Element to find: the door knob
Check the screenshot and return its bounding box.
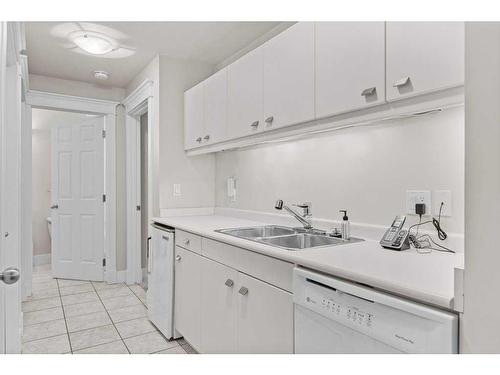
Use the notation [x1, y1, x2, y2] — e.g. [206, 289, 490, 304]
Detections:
[0, 267, 20, 285]
[51, 204, 59, 209]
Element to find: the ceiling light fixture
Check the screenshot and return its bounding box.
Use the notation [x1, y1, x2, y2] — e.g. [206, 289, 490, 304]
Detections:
[94, 71, 110, 80]
[69, 30, 117, 55]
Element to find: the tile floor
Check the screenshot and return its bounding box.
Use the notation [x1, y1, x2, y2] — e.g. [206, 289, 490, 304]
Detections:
[22, 264, 196, 354]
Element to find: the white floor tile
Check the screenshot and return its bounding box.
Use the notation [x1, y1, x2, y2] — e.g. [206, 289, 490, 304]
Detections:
[154, 346, 188, 354]
[73, 340, 129, 354]
[24, 307, 64, 326]
[69, 324, 121, 351]
[22, 296, 61, 313]
[32, 280, 58, 292]
[114, 317, 156, 338]
[22, 319, 67, 343]
[124, 331, 178, 354]
[102, 294, 142, 311]
[26, 287, 59, 301]
[92, 281, 126, 290]
[107, 304, 148, 323]
[57, 279, 91, 288]
[97, 286, 134, 300]
[61, 291, 99, 306]
[22, 334, 70, 354]
[63, 300, 105, 318]
[66, 311, 112, 333]
[59, 283, 94, 296]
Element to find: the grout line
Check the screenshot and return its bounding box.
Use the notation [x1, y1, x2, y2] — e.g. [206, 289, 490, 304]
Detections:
[56, 278, 74, 354]
[71, 339, 124, 354]
[90, 281, 132, 354]
[22, 330, 68, 344]
[126, 284, 148, 308]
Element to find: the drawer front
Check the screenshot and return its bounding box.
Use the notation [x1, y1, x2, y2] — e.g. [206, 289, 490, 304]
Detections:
[202, 238, 293, 292]
[175, 230, 202, 254]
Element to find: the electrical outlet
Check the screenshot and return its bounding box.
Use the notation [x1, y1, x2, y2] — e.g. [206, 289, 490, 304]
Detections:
[173, 184, 181, 197]
[434, 190, 452, 217]
[406, 190, 431, 215]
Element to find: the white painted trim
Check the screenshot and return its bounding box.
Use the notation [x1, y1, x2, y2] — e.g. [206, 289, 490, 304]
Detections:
[159, 207, 215, 217]
[26, 90, 119, 114]
[33, 253, 51, 266]
[123, 80, 155, 285]
[106, 269, 127, 284]
[24, 90, 118, 283]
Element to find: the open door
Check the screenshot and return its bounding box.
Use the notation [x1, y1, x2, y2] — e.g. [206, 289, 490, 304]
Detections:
[51, 116, 105, 281]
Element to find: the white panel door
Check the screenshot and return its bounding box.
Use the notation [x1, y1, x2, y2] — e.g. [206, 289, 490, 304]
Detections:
[51, 117, 105, 281]
[263, 22, 315, 130]
[315, 22, 386, 118]
[203, 68, 227, 145]
[236, 273, 294, 353]
[184, 82, 204, 150]
[227, 47, 264, 139]
[386, 22, 464, 101]
[200, 256, 238, 353]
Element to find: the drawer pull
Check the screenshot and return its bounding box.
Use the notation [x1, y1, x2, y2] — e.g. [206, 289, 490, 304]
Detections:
[225, 279, 234, 288]
[250, 121, 259, 128]
[264, 116, 274, 124]
[393, 76, 410, 88]
[203, 135, 210, 141]
[196, 137, 202, 143]
[175, 255, 181, 262]
[238, 286, 249, 296]
[361, 87, 376, 96]
[183, 239, 190, 246]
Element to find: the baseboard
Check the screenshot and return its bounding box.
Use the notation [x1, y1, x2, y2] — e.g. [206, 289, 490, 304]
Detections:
[33, 253, 51, 266]
[105, 269, 127, 283]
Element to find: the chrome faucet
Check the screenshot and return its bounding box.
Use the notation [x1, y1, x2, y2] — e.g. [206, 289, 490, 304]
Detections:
[275, 199, 313, 230]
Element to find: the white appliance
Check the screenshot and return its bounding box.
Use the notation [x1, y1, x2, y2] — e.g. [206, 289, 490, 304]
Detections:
[147, 223, 179, 339]
[293, 267, 458, 354]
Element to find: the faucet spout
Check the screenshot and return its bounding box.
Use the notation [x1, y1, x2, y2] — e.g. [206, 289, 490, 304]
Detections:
[274, 199, 313, 230]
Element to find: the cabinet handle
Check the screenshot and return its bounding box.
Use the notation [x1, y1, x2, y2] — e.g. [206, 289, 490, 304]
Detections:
[175, 255, 182, 262]
[203, 135, 210, 141]
[183, 239, 190, 246]
[393, 76, 410, 88]
[361, 87, 376, 96]
[264, 116, 274, 124]
[196, 137, 202, 143]
[225, 279, 234, 288]
[238, 286, 249, 296]
[250, 121, 259, 128]
[162, 235, 170, 241]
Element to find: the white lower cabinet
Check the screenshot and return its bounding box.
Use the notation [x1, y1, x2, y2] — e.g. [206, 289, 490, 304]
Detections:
[174, 246, 202, 350]
[236, 272, 294, 354]
[175, 238, 294, 353]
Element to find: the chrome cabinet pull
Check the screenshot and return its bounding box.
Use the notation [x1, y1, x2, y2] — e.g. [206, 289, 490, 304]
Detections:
[196, 137, 202, 143]
[175, 255, 182, 262]
[203, 135, 210, 141]
[51, 204, 59, 209]
[238, 286, 249, 296]
[183, 239, 190, 246]
[361, 87, 376, 96]
[225, 279, 234, 288]
[0, 267, 20, 285]
[264, 116, 274, 124]
[250, 121, 259, 128]
[162, 236, 169, 241]
[393, 76, 410, 88]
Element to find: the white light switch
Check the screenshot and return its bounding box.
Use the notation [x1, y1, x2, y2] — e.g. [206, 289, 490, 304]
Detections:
[173, 184, 181, 197]
[434, 190, 452, 217]
[406, 190, 432, 215]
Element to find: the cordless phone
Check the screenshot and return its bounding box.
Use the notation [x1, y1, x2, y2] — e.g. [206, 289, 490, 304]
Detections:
[380, 215, 410, 250]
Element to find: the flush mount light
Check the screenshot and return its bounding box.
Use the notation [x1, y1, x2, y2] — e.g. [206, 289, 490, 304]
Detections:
[94, 71, 110, 80]
[69, 30, 117, 55]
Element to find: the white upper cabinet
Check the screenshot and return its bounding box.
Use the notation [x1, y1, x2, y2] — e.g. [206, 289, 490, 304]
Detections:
[227, 47, 264, 139]
[315, 22, 386, 118]
[263, 22, 315, 130]
[204, 68, 228, 145]
[386, 22, 464, 101]
[184, 82, 204, 149]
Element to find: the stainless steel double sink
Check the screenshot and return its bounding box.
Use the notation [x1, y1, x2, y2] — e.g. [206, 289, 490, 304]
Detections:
[215, 225, 363, 251]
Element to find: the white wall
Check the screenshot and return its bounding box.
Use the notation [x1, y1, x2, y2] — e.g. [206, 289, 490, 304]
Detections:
[215, 106, 464, 235]
[462, 22, 500, 353]
[31, 108, 89, 257]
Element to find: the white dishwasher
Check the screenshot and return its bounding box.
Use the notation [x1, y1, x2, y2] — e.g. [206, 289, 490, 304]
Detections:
[293, 267, 458, 354]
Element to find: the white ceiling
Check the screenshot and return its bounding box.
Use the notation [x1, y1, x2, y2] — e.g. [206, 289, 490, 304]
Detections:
[26, 22, 281, 88]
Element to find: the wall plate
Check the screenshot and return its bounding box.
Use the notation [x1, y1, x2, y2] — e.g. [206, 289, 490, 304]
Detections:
[434, 190, 452, 217]
[406, 190, 432, 215]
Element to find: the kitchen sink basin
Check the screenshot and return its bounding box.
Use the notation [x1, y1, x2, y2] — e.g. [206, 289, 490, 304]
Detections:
[215, 225, 363, 250]
[217, 225, 296, 239]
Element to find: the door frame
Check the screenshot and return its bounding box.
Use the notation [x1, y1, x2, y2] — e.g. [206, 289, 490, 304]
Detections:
[122, 79, 155, 284]
[25, 90, 119, 282]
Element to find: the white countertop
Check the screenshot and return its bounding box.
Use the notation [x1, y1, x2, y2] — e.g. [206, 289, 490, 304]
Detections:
[152, 214, 464, 311]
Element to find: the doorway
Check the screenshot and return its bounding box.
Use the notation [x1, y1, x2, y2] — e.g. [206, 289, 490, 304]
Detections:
[140, 112, 149, 289]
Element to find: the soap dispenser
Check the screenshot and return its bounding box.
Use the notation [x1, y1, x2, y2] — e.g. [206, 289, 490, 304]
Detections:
[339, 210, 350, 240]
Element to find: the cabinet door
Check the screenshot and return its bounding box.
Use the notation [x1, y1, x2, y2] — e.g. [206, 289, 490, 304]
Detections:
[263, 22, 315, 130]
[227, 47, 264, 139]
[236, 273, 294, 353]
[386, 22, 464, 101]
[174, 246, 202, 350]
[200, 257, 238, 353]
[203, 68, 227, 145]
[315, 22, 386, 118]
[184, 82, 204, 149]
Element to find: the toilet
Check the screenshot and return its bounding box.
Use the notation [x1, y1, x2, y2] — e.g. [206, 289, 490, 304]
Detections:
[46, 217, 52, 238]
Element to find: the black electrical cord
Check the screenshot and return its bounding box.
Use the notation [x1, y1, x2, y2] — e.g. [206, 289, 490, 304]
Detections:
[433, 202, 448, 241]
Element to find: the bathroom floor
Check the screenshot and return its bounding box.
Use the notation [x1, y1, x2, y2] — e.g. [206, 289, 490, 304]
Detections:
[22, 264, 196, 354]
